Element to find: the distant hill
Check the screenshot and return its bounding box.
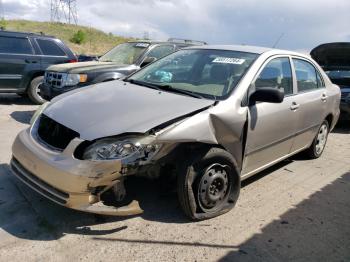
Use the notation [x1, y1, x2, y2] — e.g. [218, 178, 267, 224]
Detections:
[1, 19, 134, 55]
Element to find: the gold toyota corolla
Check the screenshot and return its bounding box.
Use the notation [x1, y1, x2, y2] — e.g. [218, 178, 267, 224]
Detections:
[11, 45, 340, 220]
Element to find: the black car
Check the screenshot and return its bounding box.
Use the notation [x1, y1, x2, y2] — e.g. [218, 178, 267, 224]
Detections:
[40, 38, 207, 100]
[311, 42, 350, 121]
[0, 30, 77, 104]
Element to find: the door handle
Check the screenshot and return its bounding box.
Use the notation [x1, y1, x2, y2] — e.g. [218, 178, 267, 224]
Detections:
[321, 93, 328, 102]
[25, 59, 38, 64]
[290, 102, 300, 111]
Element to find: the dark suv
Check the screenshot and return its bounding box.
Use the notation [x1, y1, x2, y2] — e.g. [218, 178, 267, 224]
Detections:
[0, 30, 77, 104]
[40, 38, 206, 100]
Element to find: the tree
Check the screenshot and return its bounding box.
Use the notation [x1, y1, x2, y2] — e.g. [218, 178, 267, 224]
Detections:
[70, 30, 87, 45]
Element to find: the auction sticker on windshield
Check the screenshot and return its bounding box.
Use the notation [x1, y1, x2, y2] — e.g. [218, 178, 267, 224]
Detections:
[212, 57, 245, 64]
[135, 43, 150, 48]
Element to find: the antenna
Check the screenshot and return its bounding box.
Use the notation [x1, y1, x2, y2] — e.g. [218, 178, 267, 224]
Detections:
[272, 33, 284, 48]
[50, 0, 78, 25]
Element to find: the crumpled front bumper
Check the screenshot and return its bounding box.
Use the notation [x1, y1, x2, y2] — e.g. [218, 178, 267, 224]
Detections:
[10, 128, 143, 216]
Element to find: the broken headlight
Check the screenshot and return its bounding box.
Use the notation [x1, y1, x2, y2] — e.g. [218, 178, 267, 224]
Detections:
[82, 136, 162, 161]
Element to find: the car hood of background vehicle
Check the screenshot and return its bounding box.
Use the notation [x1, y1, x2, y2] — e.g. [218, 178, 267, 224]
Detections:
[47, 61, 131, 74]
[43, 81, 214, 140]
[311, 42, 350, 69]
[311, 42, 350, 87]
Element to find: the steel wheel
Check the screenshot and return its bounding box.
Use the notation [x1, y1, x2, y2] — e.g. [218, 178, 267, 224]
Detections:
[315, 123, 328, 155]
[198, 164, 230, 212]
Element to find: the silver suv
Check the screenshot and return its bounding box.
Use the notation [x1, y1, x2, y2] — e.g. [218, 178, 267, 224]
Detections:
[11, 45, 340, 220]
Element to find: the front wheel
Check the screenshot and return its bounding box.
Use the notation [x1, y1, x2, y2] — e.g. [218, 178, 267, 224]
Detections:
[27, 76, 46, 105]
[304, 120, 329, 159]
[177, 147, 240, 221]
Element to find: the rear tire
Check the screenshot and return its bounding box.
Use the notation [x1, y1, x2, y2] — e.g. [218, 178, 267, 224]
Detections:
[27, 76, 46, 105]
[177, 147, 240, 221]
[304, 120, 329, 159]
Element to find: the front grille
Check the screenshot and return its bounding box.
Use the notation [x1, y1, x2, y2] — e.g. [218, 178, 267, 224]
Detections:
[37, 114, 79, 151]
[11, 157, 69, 205]
[45, 71, 65, 88]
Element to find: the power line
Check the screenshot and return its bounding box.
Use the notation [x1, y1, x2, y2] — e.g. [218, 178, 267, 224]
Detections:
[0, 0, 4, 20]
[50, 0, 78, 25]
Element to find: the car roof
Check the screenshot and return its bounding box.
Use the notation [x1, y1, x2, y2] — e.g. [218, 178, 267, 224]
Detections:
[183, 44, 309, 57]
[0, 30, 56, 39]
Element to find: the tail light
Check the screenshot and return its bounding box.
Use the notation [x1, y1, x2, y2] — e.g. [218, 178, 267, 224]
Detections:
[67, 59, 78, 63]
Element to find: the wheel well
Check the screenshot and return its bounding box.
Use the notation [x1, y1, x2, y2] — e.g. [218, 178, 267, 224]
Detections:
[26, 72, 44, 90]
[161, 142, 239, 175]
[325, 114, 333, 127]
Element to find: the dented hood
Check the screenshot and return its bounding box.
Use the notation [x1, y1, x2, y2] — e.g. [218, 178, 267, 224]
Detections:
[44, 81, 214, 140]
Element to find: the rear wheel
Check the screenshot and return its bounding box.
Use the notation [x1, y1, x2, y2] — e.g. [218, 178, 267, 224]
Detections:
[304, 120, 329, 159]
[177, 147, 240, 220]
[27, 76, 46, 105]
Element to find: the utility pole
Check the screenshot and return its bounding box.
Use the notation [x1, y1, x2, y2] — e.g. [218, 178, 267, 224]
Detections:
[0, 0, 4, 20]
[50, 0, 78, 25]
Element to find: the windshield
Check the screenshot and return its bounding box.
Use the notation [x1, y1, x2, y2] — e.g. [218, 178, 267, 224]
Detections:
[99, 42, 149, 64]
[128, 49, 258, 100]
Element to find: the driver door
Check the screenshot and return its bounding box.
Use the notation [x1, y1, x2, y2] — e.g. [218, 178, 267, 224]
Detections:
[242, 56, 299, 176]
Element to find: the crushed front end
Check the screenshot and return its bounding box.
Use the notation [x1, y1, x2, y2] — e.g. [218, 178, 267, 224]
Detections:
[10, 112, 158, 216]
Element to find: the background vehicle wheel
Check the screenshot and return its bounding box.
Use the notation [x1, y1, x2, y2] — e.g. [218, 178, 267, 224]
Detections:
[27, 76, 46, 105]
[177, 147, 240, 221]
[304, 120, 329, 159]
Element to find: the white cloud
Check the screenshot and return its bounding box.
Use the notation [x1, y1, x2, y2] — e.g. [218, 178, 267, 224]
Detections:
[2, 0, 350, 51]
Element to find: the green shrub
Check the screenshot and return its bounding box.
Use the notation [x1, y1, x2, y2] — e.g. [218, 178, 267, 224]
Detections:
[0, 19, 7, 30]
[70, 30, 87, 44]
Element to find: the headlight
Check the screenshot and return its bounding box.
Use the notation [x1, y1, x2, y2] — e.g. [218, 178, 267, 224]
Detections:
[64, 73, 88, 86]
[30, 102, 49, 125]
[83, 136, 162, 161]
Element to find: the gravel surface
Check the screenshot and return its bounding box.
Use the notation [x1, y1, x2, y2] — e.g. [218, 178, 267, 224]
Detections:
[0, 94, 349, 262]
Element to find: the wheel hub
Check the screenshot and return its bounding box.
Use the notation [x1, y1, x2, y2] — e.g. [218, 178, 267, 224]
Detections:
[198, 165, 229, 210]
[316, 124, 328, 154]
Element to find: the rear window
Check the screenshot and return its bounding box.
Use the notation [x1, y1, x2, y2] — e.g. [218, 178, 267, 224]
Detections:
[37, 39, 66, 56]
[0, 36, 33, 54]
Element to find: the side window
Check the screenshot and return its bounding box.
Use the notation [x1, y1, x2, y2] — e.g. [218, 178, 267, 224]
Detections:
[146, 45, 175, 59]
[0, 36, 33, 54]
[36, 39, 66, 56]
[254, 57, 293, 95]
[293, 59, 319, 92]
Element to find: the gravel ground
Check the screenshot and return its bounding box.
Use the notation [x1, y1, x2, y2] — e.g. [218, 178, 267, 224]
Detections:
[0, 94, 349, 262]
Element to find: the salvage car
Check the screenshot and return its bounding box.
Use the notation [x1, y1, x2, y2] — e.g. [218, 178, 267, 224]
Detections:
[11, 45, 340, 220]
[311, 42, 350, 121]
[0, 30, 77, 104]
[39, 38, 206, 101]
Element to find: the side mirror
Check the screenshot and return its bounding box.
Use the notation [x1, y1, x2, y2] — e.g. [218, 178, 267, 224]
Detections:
[141, 57, 157, 67]
[249, 87, 284, 105]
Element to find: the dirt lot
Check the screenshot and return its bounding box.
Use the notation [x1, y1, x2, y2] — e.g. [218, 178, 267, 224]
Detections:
[0, 94, 349, 262]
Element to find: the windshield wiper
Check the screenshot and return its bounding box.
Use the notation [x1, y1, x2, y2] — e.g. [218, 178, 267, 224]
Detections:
[126, 79, 162, 91]
[152, 84, 204, 99]
[126, 80, 204, 99]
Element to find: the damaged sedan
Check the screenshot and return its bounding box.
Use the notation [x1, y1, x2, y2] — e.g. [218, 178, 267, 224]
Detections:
[11, 45, 340, 220]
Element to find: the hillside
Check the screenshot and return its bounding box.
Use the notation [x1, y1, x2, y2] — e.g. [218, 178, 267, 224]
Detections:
[1, 19, 133, 55]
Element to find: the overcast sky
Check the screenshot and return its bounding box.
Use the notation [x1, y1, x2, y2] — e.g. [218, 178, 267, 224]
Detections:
[2, 0, 350, 52]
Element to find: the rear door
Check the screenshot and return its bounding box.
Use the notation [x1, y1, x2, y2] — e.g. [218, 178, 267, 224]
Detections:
[289, 57, 328, 151]
[0, 35, 36, 91]
[242, 56, 298, 176]
[35, 38, 71, 69]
